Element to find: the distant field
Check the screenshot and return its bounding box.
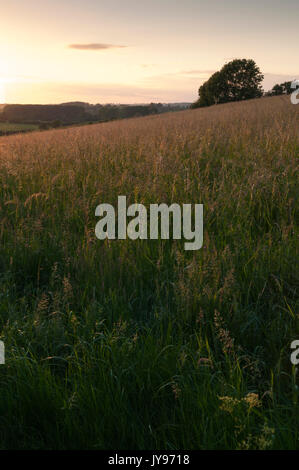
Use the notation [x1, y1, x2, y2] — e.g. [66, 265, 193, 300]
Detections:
[0, 95, 298, 450]
[0, 122, 38, 133]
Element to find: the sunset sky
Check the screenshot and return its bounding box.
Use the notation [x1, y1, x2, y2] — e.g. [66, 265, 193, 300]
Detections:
[0, 0, 298, 104]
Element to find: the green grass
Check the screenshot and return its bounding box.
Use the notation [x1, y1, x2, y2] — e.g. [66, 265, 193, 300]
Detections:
[0, 122, 38, 133]
[0, 95, 298, 449]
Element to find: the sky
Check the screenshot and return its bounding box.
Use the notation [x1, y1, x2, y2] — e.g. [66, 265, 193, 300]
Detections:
[0, 0, 298, 104]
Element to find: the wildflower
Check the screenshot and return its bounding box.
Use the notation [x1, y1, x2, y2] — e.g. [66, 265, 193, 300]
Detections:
[243, 392, 261, 409]
[218, 396, 241, 413]
[214, 310, 234, 354]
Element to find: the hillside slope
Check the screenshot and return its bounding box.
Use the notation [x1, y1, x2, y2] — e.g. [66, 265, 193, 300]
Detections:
[0, 95, 298, 449]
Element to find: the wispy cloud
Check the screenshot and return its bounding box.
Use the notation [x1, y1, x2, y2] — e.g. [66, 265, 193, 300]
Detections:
[140, 64, 156, 68]
[180, 69, 216, 75]
[68, 43, 127, 50]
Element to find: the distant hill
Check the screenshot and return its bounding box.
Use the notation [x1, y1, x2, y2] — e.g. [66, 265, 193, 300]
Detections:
[0, 104, 90, 124]
[0, 101, 192, 127]
[166, 103, 192, 108]
[60, 101, 90, 106]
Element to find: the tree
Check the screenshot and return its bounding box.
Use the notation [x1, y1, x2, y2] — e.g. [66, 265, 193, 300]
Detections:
[268, 81, 293, 96]
[272, 84, 284, 95]
[192, 59, 264, 108]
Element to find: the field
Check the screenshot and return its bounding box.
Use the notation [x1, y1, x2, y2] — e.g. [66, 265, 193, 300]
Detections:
[0, 122, 38, 134]
[0, 95, 298, 449]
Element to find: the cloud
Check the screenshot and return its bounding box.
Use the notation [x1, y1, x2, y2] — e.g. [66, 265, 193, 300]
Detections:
[140, 64, 156, 68]
[68, 43, 127, 50]
[180, 69, 216, 75]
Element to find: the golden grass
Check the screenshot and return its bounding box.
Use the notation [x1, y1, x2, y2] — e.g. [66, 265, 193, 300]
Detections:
[0, 95, 298, 449]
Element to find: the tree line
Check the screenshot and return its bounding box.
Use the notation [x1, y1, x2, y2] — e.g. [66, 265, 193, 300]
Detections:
[265, 81, 294, 96]
[0, 103, 189, 129]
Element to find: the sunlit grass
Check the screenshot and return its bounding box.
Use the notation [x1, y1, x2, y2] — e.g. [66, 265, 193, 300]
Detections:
[0, 95, 298, 449]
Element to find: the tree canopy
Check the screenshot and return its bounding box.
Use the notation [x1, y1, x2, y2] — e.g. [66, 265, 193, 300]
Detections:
[266, 81, 293, 96]
[192, 59, 264, 108]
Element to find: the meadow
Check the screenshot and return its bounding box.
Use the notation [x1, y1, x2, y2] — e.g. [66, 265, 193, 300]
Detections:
[0, 95, 298, 449]
[0, 122, 38, 135]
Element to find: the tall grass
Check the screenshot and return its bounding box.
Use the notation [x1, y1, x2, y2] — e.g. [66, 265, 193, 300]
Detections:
[0, 95, 298, 449]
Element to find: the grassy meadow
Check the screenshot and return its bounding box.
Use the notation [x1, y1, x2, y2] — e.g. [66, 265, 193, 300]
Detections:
[0, 95, 298, 449]
[0, 122, 39, 134]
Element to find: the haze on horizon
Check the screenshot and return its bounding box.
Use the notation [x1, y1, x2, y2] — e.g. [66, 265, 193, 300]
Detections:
[0, 0, 298, 105]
